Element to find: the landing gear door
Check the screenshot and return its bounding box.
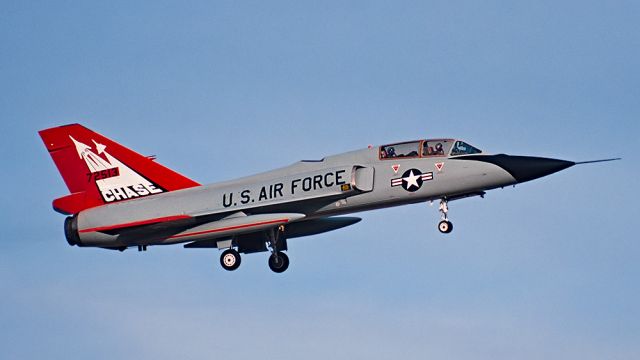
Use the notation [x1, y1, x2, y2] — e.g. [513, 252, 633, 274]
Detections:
[352, 166, 375, 192]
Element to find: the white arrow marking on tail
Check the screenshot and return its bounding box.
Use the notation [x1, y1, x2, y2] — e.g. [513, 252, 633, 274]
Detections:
[69, 135, 164, 202]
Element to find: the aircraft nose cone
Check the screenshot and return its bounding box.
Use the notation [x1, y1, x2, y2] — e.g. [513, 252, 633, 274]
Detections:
[473, 154, 575, 183]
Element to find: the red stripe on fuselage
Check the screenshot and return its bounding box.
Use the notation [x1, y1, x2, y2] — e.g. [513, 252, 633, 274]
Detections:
[79, 215, 192, 233]
[168, 218, 289, 240]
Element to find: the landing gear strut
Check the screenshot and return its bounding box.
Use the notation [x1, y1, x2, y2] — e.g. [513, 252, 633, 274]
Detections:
[438, 198, 453, 234]
[220, 248, 241, 271]
[267, 225, 289, 273]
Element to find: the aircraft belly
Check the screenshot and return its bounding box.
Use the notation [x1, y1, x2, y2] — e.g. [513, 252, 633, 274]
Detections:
[77, 231, 120, 247]
[158, 213, 306, 245]
[284, 216, 362, 239]
[183, 216, 362, 249]
[76, 213, 306, 247]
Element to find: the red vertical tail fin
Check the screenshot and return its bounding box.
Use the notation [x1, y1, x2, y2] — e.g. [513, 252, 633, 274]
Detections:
[39, 124, 200, 214]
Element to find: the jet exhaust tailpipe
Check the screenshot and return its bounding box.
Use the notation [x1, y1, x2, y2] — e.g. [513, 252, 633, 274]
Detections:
[64, 216, 81, 246]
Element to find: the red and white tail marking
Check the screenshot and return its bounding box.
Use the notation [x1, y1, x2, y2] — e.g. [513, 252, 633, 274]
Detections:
[39, 124, 200, 214]
[69, 135, 164, 203]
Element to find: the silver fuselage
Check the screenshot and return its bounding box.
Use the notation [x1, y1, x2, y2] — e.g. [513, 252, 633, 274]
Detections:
[73, 147, 517, 248]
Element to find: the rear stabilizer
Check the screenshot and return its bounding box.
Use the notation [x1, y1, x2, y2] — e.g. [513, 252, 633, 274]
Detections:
[39, 124, 200, 214]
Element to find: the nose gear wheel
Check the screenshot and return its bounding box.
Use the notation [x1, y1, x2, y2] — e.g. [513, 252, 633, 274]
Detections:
[438, 220, 453, 233]
[438, 198, 453, 234]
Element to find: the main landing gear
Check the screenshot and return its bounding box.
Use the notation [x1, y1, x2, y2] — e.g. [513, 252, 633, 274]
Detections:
[220, 248, 241, 271]
[267, 225, 289, 273]
[268, 251, 289, 273]
[218, 225, 290, 273]
[437, 198, 453, 234]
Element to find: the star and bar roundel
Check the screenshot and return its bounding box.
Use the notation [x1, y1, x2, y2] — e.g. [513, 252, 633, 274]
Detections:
[391, 168, 434, 192]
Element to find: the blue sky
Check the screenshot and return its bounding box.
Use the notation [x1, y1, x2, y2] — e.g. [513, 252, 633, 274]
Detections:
[1, 1, 638, 359]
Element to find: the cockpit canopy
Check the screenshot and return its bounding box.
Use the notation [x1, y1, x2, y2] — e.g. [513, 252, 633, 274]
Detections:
[379, 139, 482, 159]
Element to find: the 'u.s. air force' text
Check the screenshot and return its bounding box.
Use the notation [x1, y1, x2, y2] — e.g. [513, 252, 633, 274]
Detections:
[222, 170, 347, 208]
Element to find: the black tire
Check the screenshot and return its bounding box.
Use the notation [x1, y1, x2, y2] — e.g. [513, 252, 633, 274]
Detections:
[268, 251, 289, 273]
[438, 220, 453, 234]
[220, 249, 241, 271]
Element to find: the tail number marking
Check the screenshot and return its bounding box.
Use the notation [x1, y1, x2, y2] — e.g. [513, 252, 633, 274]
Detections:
[87, 167, 120, 182]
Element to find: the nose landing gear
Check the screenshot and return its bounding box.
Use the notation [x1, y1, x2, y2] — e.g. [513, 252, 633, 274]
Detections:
[437, 198, 453, 234]
[438, 219, 453, 233]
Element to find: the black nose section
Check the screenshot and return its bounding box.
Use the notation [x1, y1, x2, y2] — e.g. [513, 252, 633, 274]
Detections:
[457, 154, 575, 183]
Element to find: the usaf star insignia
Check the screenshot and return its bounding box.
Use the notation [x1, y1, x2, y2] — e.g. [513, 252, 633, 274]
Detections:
[391, 168, 434, 192]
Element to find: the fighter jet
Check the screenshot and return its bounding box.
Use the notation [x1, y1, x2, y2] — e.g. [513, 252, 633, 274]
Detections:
[39, 124, 618, 273]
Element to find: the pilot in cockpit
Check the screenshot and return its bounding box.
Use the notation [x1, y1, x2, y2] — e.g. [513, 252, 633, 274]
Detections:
[386, 146, 396, 157]
[434, 143, 444, 155]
